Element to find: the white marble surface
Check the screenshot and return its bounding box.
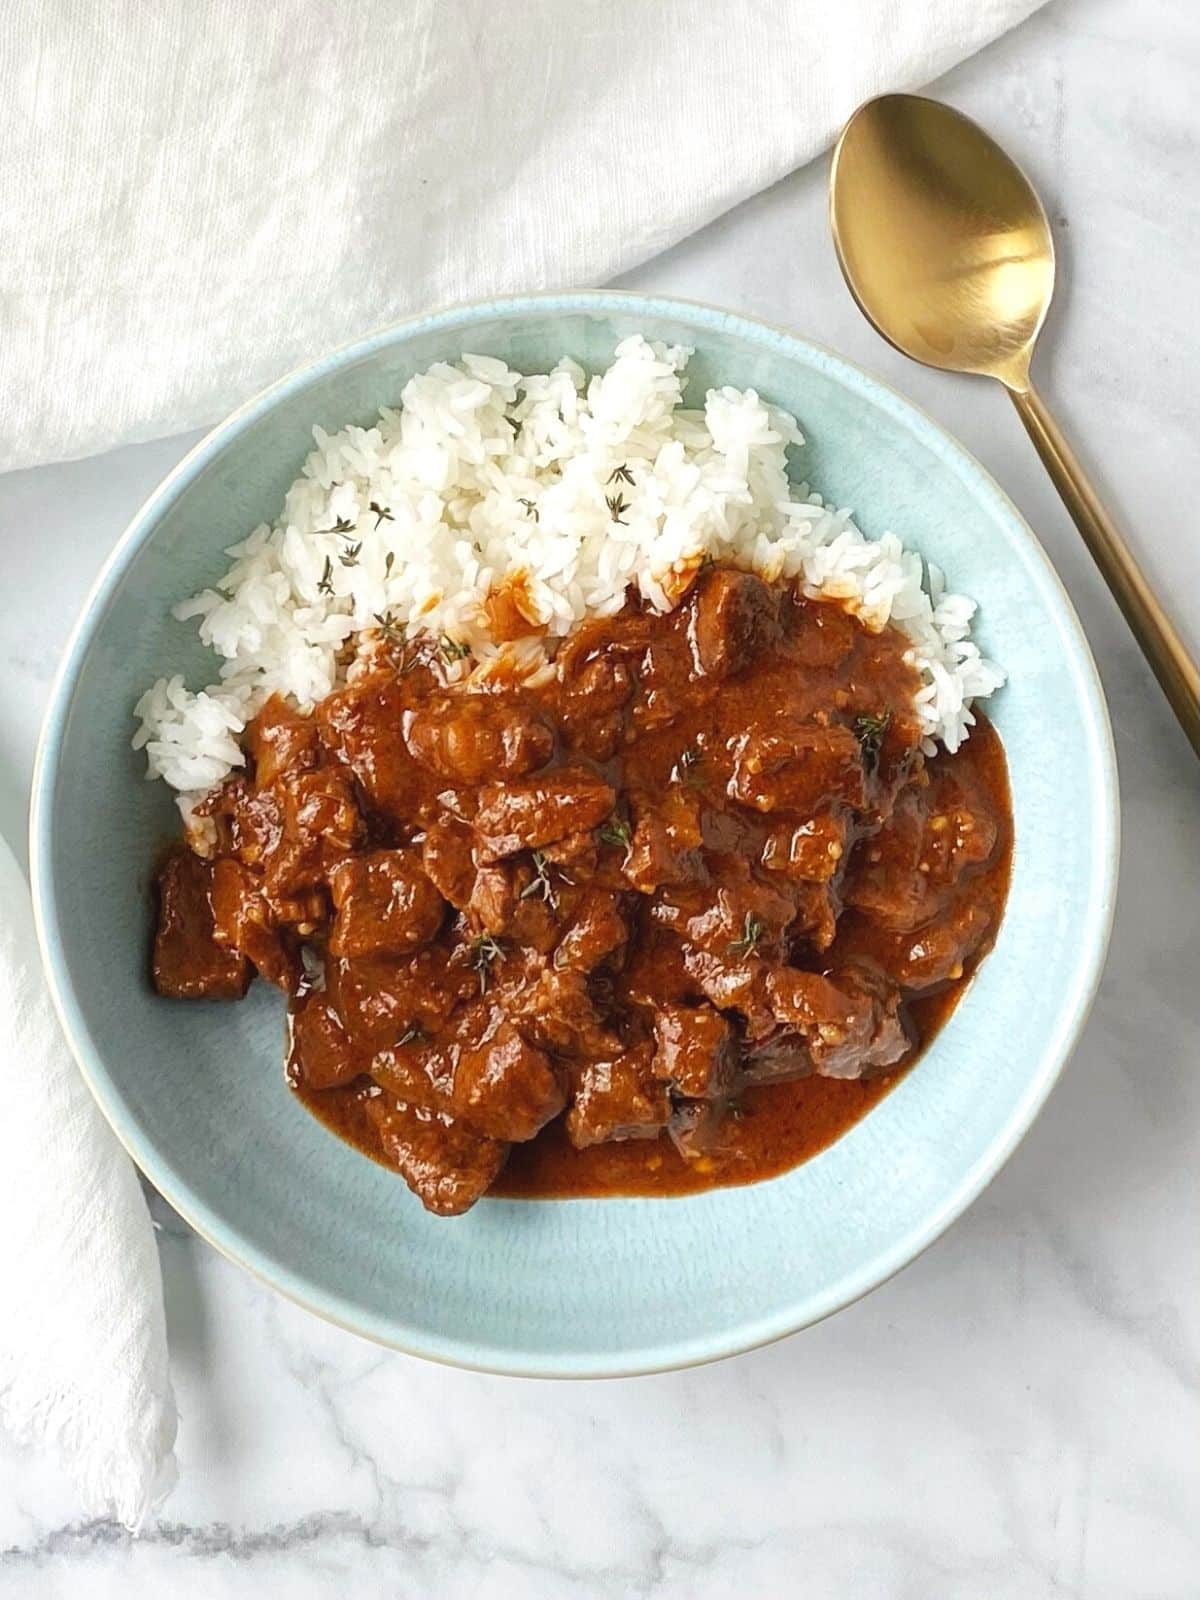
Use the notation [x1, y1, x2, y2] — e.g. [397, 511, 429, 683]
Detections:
[2, 0, 1199, 1593]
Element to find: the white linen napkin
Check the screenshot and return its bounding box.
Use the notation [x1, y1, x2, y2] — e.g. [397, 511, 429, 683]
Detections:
[0, 834, 177, 1528]
[0, 0, 1045, 474]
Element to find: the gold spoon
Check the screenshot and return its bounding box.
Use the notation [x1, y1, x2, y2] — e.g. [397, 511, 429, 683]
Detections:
[830, 92, 1200, 757]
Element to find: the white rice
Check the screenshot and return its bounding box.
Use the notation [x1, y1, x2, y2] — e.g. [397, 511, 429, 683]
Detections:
[133, 335, 1004, 809]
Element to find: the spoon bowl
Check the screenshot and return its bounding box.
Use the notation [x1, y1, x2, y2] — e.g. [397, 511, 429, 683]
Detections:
[830, 94, 1054, 388]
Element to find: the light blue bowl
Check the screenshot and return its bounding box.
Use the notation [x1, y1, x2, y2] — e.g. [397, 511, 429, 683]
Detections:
[31, 294, 1118, 1375]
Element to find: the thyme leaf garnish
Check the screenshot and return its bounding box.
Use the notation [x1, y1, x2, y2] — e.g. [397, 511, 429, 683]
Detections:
[517, 497, 539, 522]
[598, 816, 632, 850]
[468, 933, 505, 994]
[397, 1022, 428, 1048]
[370, 500, 394, 529]
[853, 710, 892, 763]
[373, 610, 422, 673]
[727, 912, 765, 958]
[607, 464, 635, 486]
[327, 516, 355, 536]
[338, 541, 362, 568]
[519, 849, 558, 910]
[605, 493, 630, 525]
[384, 551, 395, 578]
[373, 609, 406, 646]
[439, 634, 471, 663]
[317, 556, 334, 597]
[677, 744, 703, 784]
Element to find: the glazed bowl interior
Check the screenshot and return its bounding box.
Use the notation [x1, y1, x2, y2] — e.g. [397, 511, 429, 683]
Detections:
[32, 294, 1117, 1375]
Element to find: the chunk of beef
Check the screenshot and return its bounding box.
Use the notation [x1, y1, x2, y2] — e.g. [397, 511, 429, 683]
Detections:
[318, 676, 427, 824]
[652, 1004, 739, 1099]
[371, 1039, 455, 1113]
[740, 1029, 815, 1087]
[884, 900, 994, 991]
[867, 714, 928, 814]
[760, 815, 847, 950]
[761, 812, 848, 884]
[421, 814, 477, 908]
[153, 850, 251, 1000]
[368, 1097, 508, 1216]
[210, 857, 301, 992]
[282, 767, 362, 852]
[553, 614, 652, 681]
[688, 568, 780, 679]
[516, 967, 623, 1060]
[555, 620, 641, 760]
[539, 830, 600, 875]
[465, 863, 517, 936]
[565, 1046, 671, 1148]
[652, 862, 797, 960]
[759, 827, 845, 955]
[623, 788, 704, 893]
[759, 964, 910, 1079]
[813, 965, 910, 1078]
[787, 880, 841, 953]
[680, 946, 774, 1036]
[729, 721, 866, 817]
[845, 778, 999, 934]
[627, 649, 696, 734]
[842, 791, 930, 931]
[265, 885, 328, 934]
[924, 782, 999, 881]
[288, 996, 362, 1090]
[473, 766, 616, 861]
[264, 768, 364, 898]
[328, 949, 467, 1056]
[450, 1022, 565, 1142]
[194, 775, 282, 868]
[763, 964, 861, 1033]
[328, 849, 445, 958]
[244, 695, 321, 786]
[403, 695, 553, 784]
[553, 890, 629, 974]
[619, 929, 695, 1011]
[466, 861, 559, 951]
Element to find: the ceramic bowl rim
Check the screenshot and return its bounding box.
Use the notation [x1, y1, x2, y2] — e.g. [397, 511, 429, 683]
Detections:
[29, 289, 1119, 1377]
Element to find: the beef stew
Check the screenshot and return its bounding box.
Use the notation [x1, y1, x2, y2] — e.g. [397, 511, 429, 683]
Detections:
[152, 566, 1012, 1215]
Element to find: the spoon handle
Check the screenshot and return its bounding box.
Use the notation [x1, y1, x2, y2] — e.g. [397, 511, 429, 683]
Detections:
[1009, 384, 1200, 757]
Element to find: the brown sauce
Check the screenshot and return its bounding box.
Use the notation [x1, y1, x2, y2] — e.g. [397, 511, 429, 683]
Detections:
[297, 717, 1010, 1200]
[152, 566, 1012, 1216]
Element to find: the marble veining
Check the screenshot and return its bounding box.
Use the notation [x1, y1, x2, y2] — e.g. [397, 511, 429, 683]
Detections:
[1, 0, 1198, 1592]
